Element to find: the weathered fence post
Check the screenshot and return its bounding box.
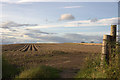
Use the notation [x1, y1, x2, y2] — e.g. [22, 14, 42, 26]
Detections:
[110, 25, 117, 42]
[101, 35, 112, 66]
[101, 25, 117, 67]
[110, 25, 117, 64]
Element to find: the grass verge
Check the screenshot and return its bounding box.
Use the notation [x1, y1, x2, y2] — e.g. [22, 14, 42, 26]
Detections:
[16, 65, 61, 79]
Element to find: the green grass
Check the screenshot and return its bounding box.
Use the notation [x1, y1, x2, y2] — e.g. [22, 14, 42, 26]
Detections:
[75, 54, 107, 78]
[2, 56, 21, 78]
[75, 43, 120, 78]
[2, 55, 61, 79]
[16, 65, 61, 78]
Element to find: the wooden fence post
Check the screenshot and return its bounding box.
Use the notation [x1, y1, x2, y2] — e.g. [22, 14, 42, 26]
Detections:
[101, 25, 117, 67]
[110, 25, 117, 63]
[101, 35, 112, 66]
[110, 25, 117, 42]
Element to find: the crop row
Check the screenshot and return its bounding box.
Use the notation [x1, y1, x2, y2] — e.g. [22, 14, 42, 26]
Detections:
[18, 44, 38, 52]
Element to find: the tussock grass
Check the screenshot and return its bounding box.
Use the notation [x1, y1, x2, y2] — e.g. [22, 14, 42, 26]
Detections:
[16, 65, 61, 78]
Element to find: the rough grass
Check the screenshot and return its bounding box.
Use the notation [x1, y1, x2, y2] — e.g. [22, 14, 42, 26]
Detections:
[2, 54, 60, 79]
[75, 54, 107, 78]
[2, 56, 61, 79]
[2, 56, 21, 78]
[75, 43, 120, 78]
[16, 65, 61, 78]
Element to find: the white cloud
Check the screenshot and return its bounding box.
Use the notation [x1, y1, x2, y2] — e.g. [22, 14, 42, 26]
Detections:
[0, 21, 37, 29]
[59, 14, 75, 21]
[23, 35, 29, 38]
[18, 32, 102, 43]
[0, 15, 5, 18]
[98, 17, 120, 25]
[90, 18, 98, 22]
[67, 17, 120, 27]
[24, 17, 120, 29]
[63, 6, 83, 9]
[25, 29, 55, 34]
[1, 17, 119, 44]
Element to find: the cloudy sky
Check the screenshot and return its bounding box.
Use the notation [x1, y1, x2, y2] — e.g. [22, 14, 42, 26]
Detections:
[0, 1, 119, 44]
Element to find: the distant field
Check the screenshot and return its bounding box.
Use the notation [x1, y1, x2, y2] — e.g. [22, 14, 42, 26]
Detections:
[2, 43, 102, 78]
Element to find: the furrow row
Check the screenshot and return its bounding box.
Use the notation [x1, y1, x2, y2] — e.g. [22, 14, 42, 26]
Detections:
[18, 44, 38, 52]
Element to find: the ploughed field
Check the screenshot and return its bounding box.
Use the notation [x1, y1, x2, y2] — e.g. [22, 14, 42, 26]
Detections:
[2, 43, 102, 78]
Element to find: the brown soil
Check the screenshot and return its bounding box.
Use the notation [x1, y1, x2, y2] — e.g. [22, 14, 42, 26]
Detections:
[2, 43, 102, 78]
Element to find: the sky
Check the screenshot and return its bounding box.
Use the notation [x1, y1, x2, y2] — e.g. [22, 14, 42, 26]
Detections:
[0, 1, 119, 44]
